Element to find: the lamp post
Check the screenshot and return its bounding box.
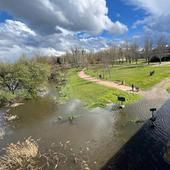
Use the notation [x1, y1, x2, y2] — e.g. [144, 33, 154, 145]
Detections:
[150, 108, 157, 127]
[117, 96, 126, 109]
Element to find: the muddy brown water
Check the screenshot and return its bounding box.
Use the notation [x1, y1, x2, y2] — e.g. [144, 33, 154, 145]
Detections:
[0, 87, 169, 169]
[103, 99, 170, 170]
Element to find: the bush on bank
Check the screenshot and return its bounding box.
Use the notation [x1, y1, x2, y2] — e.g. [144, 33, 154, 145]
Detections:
[0, 57, 51, 106]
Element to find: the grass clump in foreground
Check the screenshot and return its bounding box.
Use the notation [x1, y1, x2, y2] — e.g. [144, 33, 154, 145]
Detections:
[0, 137, 39, 170]
[60, 69, 141, 108]
[0, 137, 94, 170]
[85, 64, 170, 90]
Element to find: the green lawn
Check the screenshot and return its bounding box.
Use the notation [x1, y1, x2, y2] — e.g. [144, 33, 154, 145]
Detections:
[85, 63, 170, 90]
[167, 87, 170, 93]
[59, 69, 141, 108]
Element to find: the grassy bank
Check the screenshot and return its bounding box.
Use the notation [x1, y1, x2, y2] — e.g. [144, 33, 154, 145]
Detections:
[167, 87, 170, 93]
[59, 69, 141, 108]
[85, 63, 170, 90]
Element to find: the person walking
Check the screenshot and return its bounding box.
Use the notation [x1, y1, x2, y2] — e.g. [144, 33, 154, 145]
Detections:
[132, 84, 134, 91]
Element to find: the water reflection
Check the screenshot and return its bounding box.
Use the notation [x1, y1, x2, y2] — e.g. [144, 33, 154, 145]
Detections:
[103, 99, 170, 170]
[0, 93, 169, 169]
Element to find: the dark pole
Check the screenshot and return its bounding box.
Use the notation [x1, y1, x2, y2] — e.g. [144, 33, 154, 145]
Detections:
[150, 108, 157, 127]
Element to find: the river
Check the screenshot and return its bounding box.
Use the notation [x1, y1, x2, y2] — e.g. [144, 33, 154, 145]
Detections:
[103, 99, 170, 170]
[0, 86, 169, 169]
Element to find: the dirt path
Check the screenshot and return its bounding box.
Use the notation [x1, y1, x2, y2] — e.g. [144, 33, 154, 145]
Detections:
[79, 70, 170, 100]
[142, 78, 170, 100]
[79, 70, 137, 93]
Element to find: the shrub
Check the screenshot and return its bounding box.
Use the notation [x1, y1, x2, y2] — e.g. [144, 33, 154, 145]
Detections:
[0, 91, 16, 106]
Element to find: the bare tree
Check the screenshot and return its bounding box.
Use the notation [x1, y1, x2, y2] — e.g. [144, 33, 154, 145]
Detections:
[156, 35, 167, 64]
[129, 41, 139, 64]
[144, 36, 153, 64]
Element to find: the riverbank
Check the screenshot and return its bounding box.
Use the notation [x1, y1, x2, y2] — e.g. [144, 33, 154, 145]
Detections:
[59, 69, 141, 108]
[168, 87, 170, 93]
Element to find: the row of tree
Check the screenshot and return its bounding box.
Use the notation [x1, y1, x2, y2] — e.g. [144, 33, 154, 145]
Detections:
[0, 35, 168, 106]
[59, 35, 169, 67]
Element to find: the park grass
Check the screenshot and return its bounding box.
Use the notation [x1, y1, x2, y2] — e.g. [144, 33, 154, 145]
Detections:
[85, 63, 170, 90]
[59, 69, 141, 108]
[167, 87, 170, 93]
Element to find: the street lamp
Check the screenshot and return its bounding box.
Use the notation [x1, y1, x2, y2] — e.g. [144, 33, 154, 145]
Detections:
[150, 108, 157, 127]
[117, 96, 126, 109]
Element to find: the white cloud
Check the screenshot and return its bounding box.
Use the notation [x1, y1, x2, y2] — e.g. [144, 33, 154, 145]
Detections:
[0, 19, 116, 61]
[127, 0, 170, 16]
[0, 0, 128, 35]
[0, 20, 36, 61]
[0, 20, 36, 40]
[129, 0, 170, 38]
[0, 0, 129, 60]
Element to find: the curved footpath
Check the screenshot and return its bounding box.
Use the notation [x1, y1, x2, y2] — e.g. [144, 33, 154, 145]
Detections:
[78, 70, 170, 99]
[79, 70, 136, 93]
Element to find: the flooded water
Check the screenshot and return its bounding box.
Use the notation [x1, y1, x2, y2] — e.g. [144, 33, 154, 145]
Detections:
[103, 99, 170, 170]
[0, 87, 169, 169]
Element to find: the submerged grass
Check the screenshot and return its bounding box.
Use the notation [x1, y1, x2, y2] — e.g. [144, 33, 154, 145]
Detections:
[0, 137, 38, 170]
[0, 137, 95, 170]
[85, 63, 170, 90]
[59, 69, 141, 108]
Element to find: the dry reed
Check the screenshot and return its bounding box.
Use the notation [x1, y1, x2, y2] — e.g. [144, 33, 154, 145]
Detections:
[0, 137, 95, 170]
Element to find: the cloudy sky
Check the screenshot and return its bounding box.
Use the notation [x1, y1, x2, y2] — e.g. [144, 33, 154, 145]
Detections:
[0, 0, 170, 61]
